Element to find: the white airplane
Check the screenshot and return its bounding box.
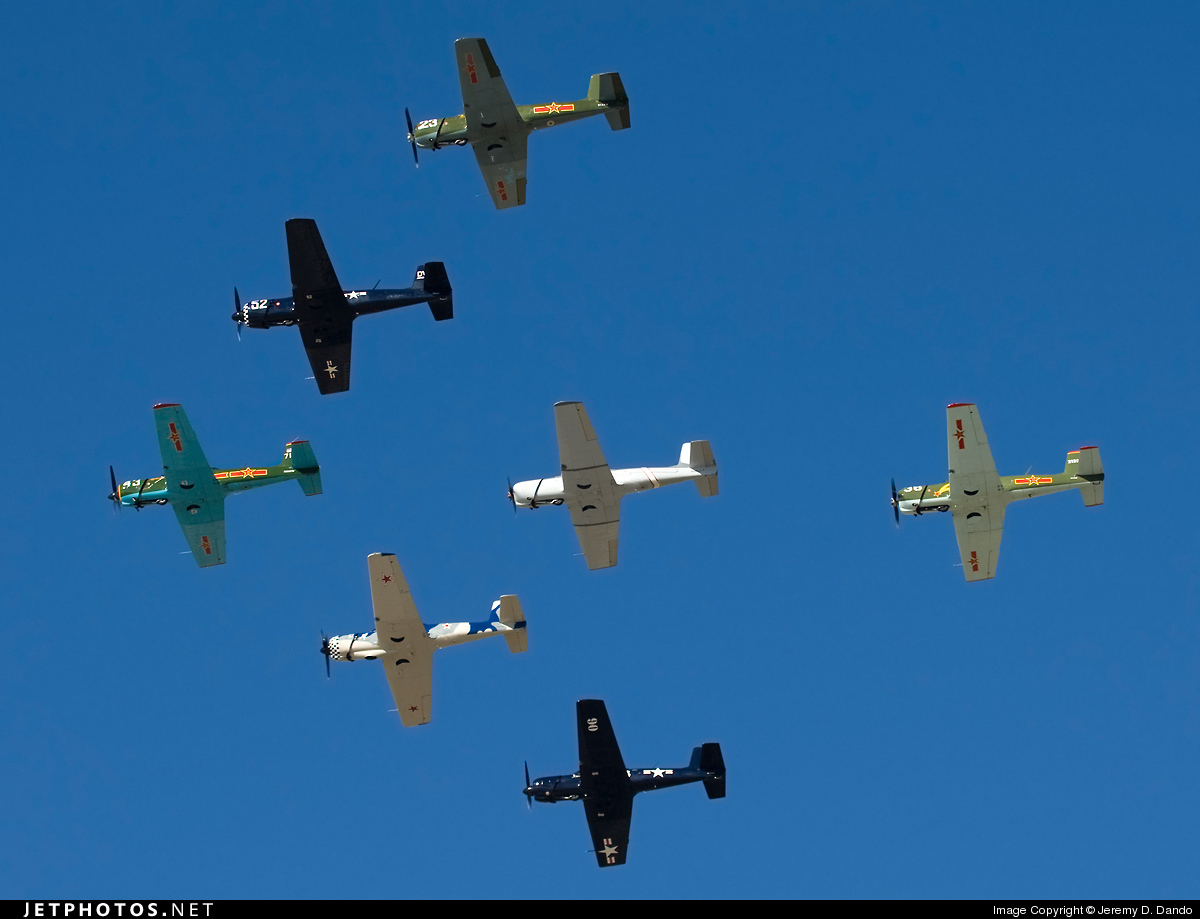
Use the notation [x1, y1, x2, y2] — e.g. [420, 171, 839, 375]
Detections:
[321, 553, 527, 726]
[507, 402, 718, 570]
[891, 403, 1105, 581]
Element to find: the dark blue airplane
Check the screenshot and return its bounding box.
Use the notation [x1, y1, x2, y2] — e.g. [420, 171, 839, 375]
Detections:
[523, 699, 725, 867]
[233, 218, 453, 395]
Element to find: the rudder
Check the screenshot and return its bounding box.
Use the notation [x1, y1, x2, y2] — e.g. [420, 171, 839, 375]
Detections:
[679, 440, 718, 497]
[699, 742, 725, 799]
[283, 440, 322, 496]
[1066, 445, 1104, 507]
[414, 262, 453, 322]
[587, 72, 630, 130]
[494, 595, 527, 653]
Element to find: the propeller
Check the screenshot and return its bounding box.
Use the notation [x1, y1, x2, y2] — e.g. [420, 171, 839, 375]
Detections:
[524, 761, 532, 809]
[320, 633, 332, 678]
[506, 477, 517, 514]
[890, 478, 900, 527]
[405, 108, 419, 166]
[233, 286, 243, 341]
[109, 466, 121, 514]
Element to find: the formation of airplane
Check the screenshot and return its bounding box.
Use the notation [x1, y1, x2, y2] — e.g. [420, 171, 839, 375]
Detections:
[320, 553, 527, 726]
[524, 700, 725, 867]
[508, 401, 718, 570]
[405, 37, 630, 209]
[100, 34, 1121, 872]
[234, 218, 453, 395]
[108, 403, 320, 568]
[891, 403, 1105, 581]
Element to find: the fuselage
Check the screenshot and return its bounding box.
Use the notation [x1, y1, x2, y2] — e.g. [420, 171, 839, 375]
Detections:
[896, 471, 1089, 516]
[114, 462, 301, 508]
[410, 99, 611, 151]
[510, 464, 706, 509]
[233, 288, 434, 330]
[325, 616, 525, 662]
[524, 765, 711, 803]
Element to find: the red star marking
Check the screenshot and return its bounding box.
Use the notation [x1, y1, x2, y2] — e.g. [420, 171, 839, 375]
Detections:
[497, 181, 508, 201]
[465, 53, 478, 84]
[955, 419, 965, 450]
[969, 550, 978, 571]
[381, 575, 392, 583]
[408, 706, 419, 712]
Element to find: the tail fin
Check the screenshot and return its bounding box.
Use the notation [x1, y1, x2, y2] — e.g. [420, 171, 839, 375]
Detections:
[679, 440, 718, 497]
[1066, 445, 1104, 506]
[699, 742, 725, 799]
[493, 595, 527, 653]
[414, 262, 453, 322]
[587, 72, 630, 130]
[282, 441, 322, 496]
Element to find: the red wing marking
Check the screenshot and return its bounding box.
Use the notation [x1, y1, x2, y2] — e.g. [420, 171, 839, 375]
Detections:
[532, 102, 575, 114]
[496, 181, 508, 201]
[408, 705, 419, 712]
[201, 535, 212, 555]
[465, 52, 478, 84]
[969, 550, 978, 572]
[381, 575, 392, 583]
[168, 422, 183, 452]
[955, 419, 965, 450]
[1013, 476, 1054, 486]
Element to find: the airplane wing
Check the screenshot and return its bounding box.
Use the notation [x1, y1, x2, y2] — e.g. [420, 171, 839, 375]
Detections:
[368, 553, 434, 727]
[154, 404, 226, 567]
[946, 404, 1006, 582]
[555, 402, 621, 570]
[287, 218, 353, 395]
[454, 38, 528, 209]
[472, 133, 528, 209]
[577, 700, 634, 868]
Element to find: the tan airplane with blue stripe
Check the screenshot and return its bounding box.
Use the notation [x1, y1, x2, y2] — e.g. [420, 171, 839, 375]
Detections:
[891, 403, 1104, 581]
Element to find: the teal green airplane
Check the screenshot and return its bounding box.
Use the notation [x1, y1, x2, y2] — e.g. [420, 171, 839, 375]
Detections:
[108, 404, 321, 567]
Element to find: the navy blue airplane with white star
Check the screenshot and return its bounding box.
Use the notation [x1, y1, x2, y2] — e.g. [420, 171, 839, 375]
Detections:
[523, 700, 725, 867]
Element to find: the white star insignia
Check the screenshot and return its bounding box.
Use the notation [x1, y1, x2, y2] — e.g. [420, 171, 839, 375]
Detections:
[345, 291, 367, 300]
[601, 843, 619, 858]
[651, 768, 667, 777]
[324, 360, 338, 378]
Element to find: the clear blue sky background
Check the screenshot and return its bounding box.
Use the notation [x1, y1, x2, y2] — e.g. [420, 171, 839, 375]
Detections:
[2, 1, 1197, 899]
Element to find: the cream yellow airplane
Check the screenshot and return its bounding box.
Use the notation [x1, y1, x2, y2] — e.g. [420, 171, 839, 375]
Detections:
[891, 403, 1104, 581]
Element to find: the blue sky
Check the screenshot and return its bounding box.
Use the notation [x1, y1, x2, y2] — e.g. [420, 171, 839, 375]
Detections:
[2, 1, 1197, 899]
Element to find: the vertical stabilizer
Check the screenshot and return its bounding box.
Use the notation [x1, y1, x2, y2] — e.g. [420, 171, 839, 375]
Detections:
[283, 441, 322, 496]
[679, 440, 719, 497]
[495, 595, 527, 653]
[587, 72, 630, 130]
[699, 742, 726, 799]
[1066, 446, 1104, 506]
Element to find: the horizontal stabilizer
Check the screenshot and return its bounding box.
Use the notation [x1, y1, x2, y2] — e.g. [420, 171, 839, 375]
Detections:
[283, 441, 322, 496]
[680, 440, 718, 497]
[495, 595, 527, 653]
[415, 262, 454, 322]
[588, 72, 630, 130]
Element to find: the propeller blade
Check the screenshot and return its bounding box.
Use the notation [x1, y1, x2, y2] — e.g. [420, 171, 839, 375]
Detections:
[524, 761, 532, 809]
[506, 477, 517, 514]
[405, 107, 419, 166]
[891, 478, 900, 527]
[233, 286, 243, 340]
[320, 634, 332, 678]
[109, 465, 121, 513]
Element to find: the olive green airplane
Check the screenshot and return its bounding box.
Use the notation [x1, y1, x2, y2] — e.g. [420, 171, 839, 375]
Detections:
[891, 403, 1104, 582]
[405, 37, 630, 209]
[108, 404, 321, 567]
